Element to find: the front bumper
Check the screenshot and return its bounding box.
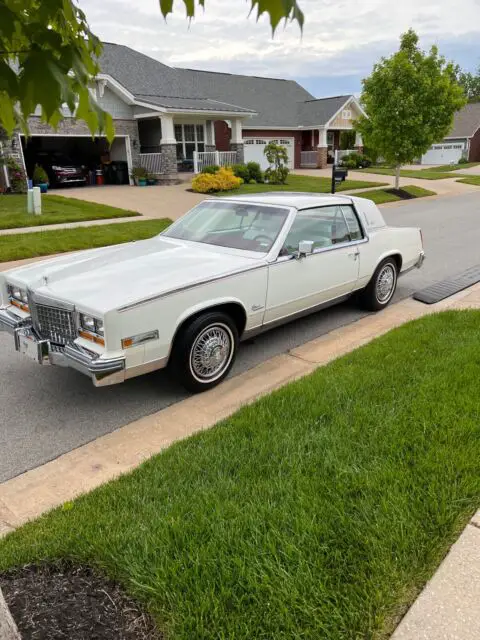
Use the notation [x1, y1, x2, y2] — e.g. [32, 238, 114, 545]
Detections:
[0, 308, 125, 387]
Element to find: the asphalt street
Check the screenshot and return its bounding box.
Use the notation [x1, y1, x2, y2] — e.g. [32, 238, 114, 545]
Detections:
[1, 191, 479, 482]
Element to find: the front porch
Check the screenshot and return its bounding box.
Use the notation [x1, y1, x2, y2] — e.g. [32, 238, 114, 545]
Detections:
[135, 113, 246, 180]
[299, 127, 363, 169]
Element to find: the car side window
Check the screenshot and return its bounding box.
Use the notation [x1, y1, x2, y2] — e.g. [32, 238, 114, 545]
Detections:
[282, 206, 351, 255]
[341, 205, 364, 241]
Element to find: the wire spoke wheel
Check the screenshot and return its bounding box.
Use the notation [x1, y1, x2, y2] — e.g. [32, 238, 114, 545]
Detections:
[376, 264, 396, 303]
[189, 323, 234, 383]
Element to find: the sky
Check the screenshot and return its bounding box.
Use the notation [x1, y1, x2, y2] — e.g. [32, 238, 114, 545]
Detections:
[79, 0, 480, 98]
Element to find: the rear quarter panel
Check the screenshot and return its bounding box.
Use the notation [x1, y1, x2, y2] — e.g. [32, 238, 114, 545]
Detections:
[357, 226, 423, 288]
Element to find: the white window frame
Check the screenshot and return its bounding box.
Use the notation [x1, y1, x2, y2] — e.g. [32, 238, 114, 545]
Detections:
[342, 109, 352, 120]
[174, 123, 205, 157]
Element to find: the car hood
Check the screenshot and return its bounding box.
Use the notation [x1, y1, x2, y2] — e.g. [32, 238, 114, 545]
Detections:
[5, 237, 263, 313]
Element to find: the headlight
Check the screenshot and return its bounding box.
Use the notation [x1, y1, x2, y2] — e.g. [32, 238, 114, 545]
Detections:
[8, 285, 28, 304]
[95, 319, 104, 336]
[79, 313, 104, 336]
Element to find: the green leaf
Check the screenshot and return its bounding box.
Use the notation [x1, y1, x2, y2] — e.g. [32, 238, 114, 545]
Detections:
[0, 91, 16, 135]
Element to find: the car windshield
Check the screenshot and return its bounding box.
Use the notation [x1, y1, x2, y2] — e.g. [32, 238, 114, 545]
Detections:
[162, 201, 290, 253]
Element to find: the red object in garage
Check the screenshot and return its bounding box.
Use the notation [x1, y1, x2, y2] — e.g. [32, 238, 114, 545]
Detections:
[96, 169, 104, 185]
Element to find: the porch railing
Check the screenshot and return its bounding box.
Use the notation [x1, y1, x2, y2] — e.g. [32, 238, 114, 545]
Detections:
[138, 152, 164, 175]
[193, 151, 237, 174]
[300, 151, 318, 168]
[336, 149, 356, 163]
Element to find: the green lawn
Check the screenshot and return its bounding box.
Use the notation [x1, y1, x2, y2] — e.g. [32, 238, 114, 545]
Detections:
[0, 219, 171, 262]
[431, 162, 480, 172]
[357, 167, 462, 180]
[456, 176, 480, 186]
[0, 194, 139, 230]
[217, 173, 386, 196]
[2, 311, 480, 639]
[354, 184, 436, 204]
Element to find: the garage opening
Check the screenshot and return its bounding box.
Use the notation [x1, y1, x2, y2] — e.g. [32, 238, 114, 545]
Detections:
[243, 137, 295, 171]
[21, 136, 130, 188]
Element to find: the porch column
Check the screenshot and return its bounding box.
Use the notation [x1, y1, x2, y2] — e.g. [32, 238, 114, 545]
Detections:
[159, 114, 178, 177]
[316, 126, 328, 169]
[230, 118, 244, 164]
[355, 131, 364, 153]
[205, 120, 216, 152]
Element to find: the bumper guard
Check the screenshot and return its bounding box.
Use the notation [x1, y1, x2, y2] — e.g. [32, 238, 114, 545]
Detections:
[0, 307, 125, 387]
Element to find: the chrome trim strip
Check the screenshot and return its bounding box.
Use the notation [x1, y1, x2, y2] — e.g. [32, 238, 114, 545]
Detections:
[400, 251, 426, 276]
[117, 262, 268, 312]
[0, 307, 31, 334]
[241, 293, 352, 340]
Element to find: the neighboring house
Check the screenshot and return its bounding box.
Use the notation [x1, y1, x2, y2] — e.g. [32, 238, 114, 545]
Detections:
[421, 102, 480, 165]
[4, 43, 363, 185]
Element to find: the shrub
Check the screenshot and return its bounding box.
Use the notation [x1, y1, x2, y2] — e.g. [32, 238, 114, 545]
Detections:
[246, 161, 263, 183]
[232, 163, 251, 182]
[202, 165, 220, 174]
[264, 166, 289, 185]
[248, 179, 257, 184]
[458, 157, 469, 165]
[5, 158, 27, 193]
[33, 164, 49, 185]
[192, 167, 243, 193]
[340, 152, 371, 169]
[130, 166, 148, 180]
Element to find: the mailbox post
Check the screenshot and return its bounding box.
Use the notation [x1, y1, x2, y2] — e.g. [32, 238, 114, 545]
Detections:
[331, 163, 348, 194]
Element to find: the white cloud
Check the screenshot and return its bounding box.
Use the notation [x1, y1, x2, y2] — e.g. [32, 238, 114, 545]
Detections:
[79, 0, 480, 86]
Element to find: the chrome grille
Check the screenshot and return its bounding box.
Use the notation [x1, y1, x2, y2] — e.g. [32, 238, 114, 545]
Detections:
[30, 300, 76, 345]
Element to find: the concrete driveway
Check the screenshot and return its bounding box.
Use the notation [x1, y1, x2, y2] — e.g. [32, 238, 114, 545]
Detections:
[53, 181, 204, 221]
[1, 191, 480, 482]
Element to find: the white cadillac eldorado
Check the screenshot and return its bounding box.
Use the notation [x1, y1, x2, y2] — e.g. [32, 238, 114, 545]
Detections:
[0, 193, 424, 392]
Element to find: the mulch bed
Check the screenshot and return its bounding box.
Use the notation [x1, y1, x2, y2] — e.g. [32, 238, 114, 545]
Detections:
[384, 188, 416, 199]
[1, 563, 161, 639]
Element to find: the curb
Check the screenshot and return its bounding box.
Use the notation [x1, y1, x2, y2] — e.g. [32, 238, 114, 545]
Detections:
[1, 282, 480, 536]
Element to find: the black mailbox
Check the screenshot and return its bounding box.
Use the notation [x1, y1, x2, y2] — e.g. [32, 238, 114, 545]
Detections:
[333, 167, 348, 183]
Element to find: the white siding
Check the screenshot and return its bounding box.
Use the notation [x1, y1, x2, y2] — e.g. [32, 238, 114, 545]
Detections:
[96, 87, 133, 119]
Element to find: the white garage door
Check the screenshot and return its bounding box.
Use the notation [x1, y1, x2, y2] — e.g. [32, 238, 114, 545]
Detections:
[243, 137, 295, 170]
[421, 143, 465, 165]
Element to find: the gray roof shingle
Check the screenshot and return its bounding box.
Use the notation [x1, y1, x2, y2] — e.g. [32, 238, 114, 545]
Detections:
[98, 43, 354, 127]
[447, 103, 480, 138]
[297, 96, 352, 127]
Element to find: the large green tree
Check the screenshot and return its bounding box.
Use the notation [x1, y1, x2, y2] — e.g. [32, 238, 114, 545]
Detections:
[0, 0, 303, 139]
[356, 30, 466, 189]
[457, 66, 480, 103]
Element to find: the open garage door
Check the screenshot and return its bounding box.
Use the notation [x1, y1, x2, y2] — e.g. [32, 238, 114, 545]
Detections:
[243, 137, 295, 170]
[421, 142, 465, 165]
[21, 135, 131, 188]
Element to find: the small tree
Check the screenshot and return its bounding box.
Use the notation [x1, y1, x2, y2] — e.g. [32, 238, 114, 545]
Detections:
[339, 130, 356, 150]
[356, 30, 466, 190]
[457, 66, 480, 103]
[264, 142, 289, 184]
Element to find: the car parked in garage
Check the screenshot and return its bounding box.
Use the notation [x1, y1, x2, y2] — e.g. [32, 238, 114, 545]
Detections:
[0, 194, 424, 392]
[35, 151, 87, 187]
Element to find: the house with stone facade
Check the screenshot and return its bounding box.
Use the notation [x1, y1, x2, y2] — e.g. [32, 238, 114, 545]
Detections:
[1, 42, 364, 187]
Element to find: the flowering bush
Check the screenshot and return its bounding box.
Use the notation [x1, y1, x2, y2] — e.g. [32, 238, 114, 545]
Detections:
[192, 167, 243, 193]
[6, 158, 27, 193]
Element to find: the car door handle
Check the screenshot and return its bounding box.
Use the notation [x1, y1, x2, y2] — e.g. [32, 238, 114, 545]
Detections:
[348, 248, 360, 260]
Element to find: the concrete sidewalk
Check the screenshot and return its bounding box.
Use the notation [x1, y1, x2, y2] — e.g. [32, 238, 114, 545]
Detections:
[0, 215, 153, 236]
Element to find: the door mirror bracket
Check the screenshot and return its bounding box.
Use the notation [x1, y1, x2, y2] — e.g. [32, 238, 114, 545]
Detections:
[296, 240, 314, 259]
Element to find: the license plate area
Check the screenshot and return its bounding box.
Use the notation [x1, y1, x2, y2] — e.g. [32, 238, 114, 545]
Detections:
[15, 329, 49, 364]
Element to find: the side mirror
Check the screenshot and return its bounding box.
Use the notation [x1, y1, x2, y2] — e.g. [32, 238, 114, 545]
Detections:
[297, 240, 314, 259]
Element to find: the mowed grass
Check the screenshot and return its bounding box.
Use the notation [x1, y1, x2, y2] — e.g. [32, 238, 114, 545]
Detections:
[0, 219, 171, 262]
[456, 175, 480, 186]
[2, 311, 480, 639]
[217, 173, 386, 196]
[357, 166, 462, 180]
[0, 194, 139, 230]
[355, 184, 436, 204]
[432, 162, 480, 171]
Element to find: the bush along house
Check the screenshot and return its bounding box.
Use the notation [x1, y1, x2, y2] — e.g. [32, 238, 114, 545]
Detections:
[2, 43, 365, 189]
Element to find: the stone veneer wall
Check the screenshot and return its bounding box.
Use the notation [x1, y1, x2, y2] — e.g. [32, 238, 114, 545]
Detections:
[230, 142, 244, 165]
